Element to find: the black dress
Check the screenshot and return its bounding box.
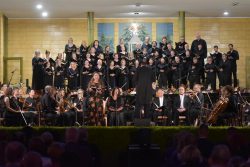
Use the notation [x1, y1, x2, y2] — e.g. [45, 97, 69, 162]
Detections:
[157, 63, 169, 88]
[106, 67, 117, 89]
[44, 67, 53, 87]
[65, 44, 77, 62]
[67, 68, 79, 91]
[80, 66, 93, 90]
[32, 57, 45, 90]
[118, 67, 129, 90]
[55, 65, 65, 89]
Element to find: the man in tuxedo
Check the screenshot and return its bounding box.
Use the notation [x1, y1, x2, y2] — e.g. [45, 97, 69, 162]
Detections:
[227, 44, 239, 87]
[173, 85, 190, 125]
[151, 88, 169, 124]
[134, 59, 155, 119]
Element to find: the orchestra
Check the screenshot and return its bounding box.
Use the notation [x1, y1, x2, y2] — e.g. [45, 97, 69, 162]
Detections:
[0, 35, 247, 127]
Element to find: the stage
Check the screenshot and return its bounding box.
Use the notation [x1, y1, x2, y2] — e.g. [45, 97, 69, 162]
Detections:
[1, 126, 250, 167]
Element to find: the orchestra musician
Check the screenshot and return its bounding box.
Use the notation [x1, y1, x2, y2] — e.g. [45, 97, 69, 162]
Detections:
[151, 88, 169, 125]
[204, 56, 217, 91]
[216, 85, 238, 125]
[22, 89, 38, 125]
[107, 88, 124, 126]
[41, 86, 59, 125]
[64, 37, 77, 62]
[189, 84, 204, 125]
[87, 72, 105, 126]
[227, 44, 239, 87]
[173, 85, 190, 125]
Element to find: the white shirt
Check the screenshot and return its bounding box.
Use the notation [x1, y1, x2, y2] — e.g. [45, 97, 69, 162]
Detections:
[159, 96, 164, 107]
[180, 94, 184, 109]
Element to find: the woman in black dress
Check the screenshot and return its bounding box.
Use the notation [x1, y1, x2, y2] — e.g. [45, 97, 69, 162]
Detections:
[80, 60, 93, 90]
[95, 59, 106, 81]
[32, 50, 45, 90]
[93, 40, 103, 55]
[106, 60, 117, 89]
[44, 61, 53, 87]
[64, 37, 77, 62]
[54, 59, 65, 89]
[116, 38, 127, 53]
[107, 88, 124, 126]
[118, 59, 129, 91]
[67, 62, 79, 91]
[129, 59, 139, 89]
[113, 53, 121, 68]
[157, 58, 169, 88]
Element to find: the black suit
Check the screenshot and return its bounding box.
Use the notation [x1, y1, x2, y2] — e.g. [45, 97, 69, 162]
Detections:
[135, 65, 155, 119]
[227, 50, 239, 87]
[151, 96, 169, 123]
[173, 94, 190, 125]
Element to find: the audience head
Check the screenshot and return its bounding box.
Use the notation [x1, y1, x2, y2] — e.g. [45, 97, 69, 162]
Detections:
[65, 128, 79, 143]
[180, 145, 203, 166]
[78, 128, 89, 142]
[198, 124, 209, 138]
[20, 151, 42, 167]
[5, 141, 26, 165]
[209, 145, 231, 167]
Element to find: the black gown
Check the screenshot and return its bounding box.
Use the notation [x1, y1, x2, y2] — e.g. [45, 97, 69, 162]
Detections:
[129, 66, 137, 89]
[157, 63, 169, 88]
[106, 67, 117, 89]
[65, 44, 77, 62]
[80, 66, 93, 90]
[67, 68, 79, 91]
[55, 66, 65, 89]
[118, 67, 129, 90]
[44, 67, 53, 87]
[32, 57, 45, 90]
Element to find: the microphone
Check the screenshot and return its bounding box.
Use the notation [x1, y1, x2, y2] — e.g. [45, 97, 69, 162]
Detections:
[11, 69, 17, 73]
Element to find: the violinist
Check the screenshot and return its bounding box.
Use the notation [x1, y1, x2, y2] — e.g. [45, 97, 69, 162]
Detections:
[216, 85, 238, 125]
[4, 87, 22, 126]
[189, 84, 204, 125]
[22, 89, 38, 125]
[107, 88, 124, 126]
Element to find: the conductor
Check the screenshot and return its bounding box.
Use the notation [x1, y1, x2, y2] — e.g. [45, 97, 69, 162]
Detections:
[134, 58, 156, 119]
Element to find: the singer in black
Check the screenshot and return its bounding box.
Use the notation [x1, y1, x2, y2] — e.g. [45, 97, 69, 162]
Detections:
[188, 57, 201, 89]
[227, 44, 239, 87]
[80, 60, 93, 90]
[32, 50, 45, 90]
[54, 59, 65, 89]
[44, 62, 54, 87]
[107, 88, 124, 126]
[67, 62, 79, 91]
[218, 54, 232, 87]
[118, 59, 129, 91]
[204, 57, 217, 91]
[64, 37, 77, 62]
[134, 59, 155, 119]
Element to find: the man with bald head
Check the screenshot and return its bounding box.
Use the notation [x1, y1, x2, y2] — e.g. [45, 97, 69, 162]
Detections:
[191, 32, 207, 54]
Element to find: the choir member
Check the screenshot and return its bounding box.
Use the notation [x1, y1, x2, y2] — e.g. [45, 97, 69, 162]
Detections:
[162, 43, 174, 58]
[151, 88, 169, 124]
[67, 61, 79, 91]
[116, 38, 127, 53]
[129, 59, 139, 89]
[141, 36, 152, 51]
[55, 53, 66, 67]
[188, 57, 201, 89]
[4, 87, 22, 126]
[80, 40, 88, 58]
[159, 36, 168, 51]
[189, 84, 204, 125]
[107, 88, 124, 126]
[157, 58, 169, 89]
[227, 44, 239, 87]
[173, 85, 190, 125]
[22, 89, 38, 125]
[45, 50, 56, 67]
[218, 54, 232, 87]
[104, 45, 113, 64]
[175, 37, 187, 56]
[128, 52, 136, 68]
[204, 56, 217, 91]
[89, 47, 98, 66]
[133, 43, 143, 59]
[54, 59, 65, 89]
[41, 86, 59, 125]
[118, 59, 129, 91]
[32, 50, 45, 91]
[148, 58, 157, 80]
[95, 59, 105, 80]
[148, 41, 160, 56]
[119, 45, 129, 60]
[139, 47, 149, 63]
[87, 73, 105, 126]
[172, 56, 183, 89]
[92, 40, 103, 55]
[194, 44, 207, 83]
[106, 60, 117, 89]
[44, 61, 54, 87]
[210, 45, 222, 67]
[182, 50, 192, 85]
[191, 32, 207, 56]
[64, 37, 77, 62]
[134, 59, 155, 119]
[216, 85, 238, 125]
[84, 53, 94, 67]
[113, 53, 121, 68]
[80, 60, 93, 90]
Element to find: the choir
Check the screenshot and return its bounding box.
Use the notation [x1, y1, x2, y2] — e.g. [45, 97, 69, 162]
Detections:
[0, 34, 243, 127]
